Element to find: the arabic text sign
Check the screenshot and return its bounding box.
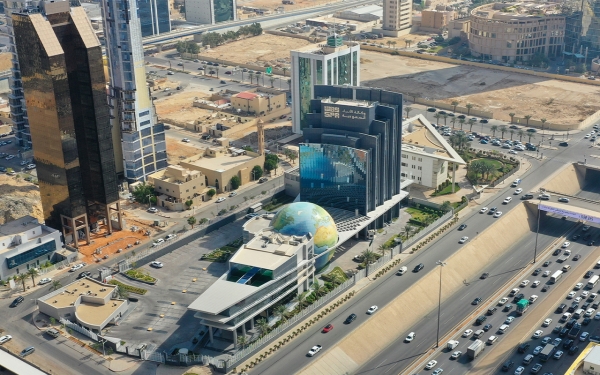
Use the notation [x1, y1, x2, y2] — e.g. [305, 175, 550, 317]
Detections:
[539, 203, 600, 224]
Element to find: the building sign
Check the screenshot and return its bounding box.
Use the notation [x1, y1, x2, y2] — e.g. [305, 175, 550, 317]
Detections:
[340, 108, 367, 120]
[324, 106, 340, 118]
[539, 203, 600, 224]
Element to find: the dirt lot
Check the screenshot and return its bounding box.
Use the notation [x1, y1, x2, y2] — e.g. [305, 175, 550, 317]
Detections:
[0, 174, 43, 224]
[154, 86, 214, 125]
[238, 0, 340, 12]
[360, 50, 600, 125]
[166, 138, 200, 164]
[201, 33, 311, 66]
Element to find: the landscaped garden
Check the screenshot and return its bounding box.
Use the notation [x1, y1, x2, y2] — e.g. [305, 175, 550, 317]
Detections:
[465, 151, 518, 185]
[108, 279, 148, 295]
[321, 266, 349, 284]
[201, 237, 244, 262]
[123, 269, 157, 284]
[431, 182, 461, 196]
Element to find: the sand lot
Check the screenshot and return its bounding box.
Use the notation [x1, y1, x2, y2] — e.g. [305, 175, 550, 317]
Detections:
[360, 50, 600, 125]
[154, 85, 215, 125]
[201, 33, 311, 66]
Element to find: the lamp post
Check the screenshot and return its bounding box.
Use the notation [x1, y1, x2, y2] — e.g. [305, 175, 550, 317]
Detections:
[435, 260, 446, 348]
[147, 194, 152, 209]
[533, 191, 542, 264]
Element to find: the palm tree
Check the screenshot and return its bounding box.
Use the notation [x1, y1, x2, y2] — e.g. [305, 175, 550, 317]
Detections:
[17, 273, 28, 291]
[51, 280, 62, 291]
[433, 113, 442, 125]
[282, 67, 288, 77]
[273, 304, 288, 323]
[248, 72, 255, 85]
[404, 106, 413, 118]
[540, 118, 547, 134]
[451, 100, 460, 113]
[509, 112, 516, 124]
[391, 41, 397, 49]
[458, 118, 466, 130]
[386, 40, 392, 48]
[524, 115, 532, 126]
[256, 318, 270, 336]
[466, 103, 473, 115]
[404, 224, 414, 238]
[527, 133, 536, 143]
[311, 280, 328, 297]
[378, 245, 389, 257]
[28, 268, 39, 286]
[116, 285, 129, 299]
[468, 118, 476, 132]
[482, 163, 496, 180]
[237, 335, 248, 350]
[361, 249, 377, 265]
[269, 77, 275, 88]
[404, 39, 413, 48]
[509, 129, 515, 140]
[469, 160, 484, 180]
[499, 125, 507, 139]
[517, 129, 525, 141]
[450, 117, 457, 129]
[294, 292, 306, 309]
[490, 125, 498, 137]
[442, 114, 448, 126]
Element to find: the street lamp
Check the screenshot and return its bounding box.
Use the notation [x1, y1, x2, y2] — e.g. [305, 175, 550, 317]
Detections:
[435, 260, 446, 348]
[147, 194, 152, 208]
[533, 190, 542, 264]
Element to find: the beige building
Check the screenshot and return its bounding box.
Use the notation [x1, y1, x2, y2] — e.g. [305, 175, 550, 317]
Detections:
[148, 165, 209, 211]
[469, 2, 565, 63]
[448, 18, 471, 39]
[37, 277, 128, 333]
[230, 89, 287, 116]
[381, 0, 412, 36]
[421, 10, 455, 31]
[180, 147, 265, 194]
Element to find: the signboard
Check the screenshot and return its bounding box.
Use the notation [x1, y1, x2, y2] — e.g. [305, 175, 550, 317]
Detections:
[265, 67, 273, 75]
[539, 203, 600, 224]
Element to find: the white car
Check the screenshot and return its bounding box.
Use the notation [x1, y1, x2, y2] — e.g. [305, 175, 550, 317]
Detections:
[494, 211, 503, 218]
[405, 332, 416, 342]
[582, 291, 590, 298]
[533, 330, 543, 338]
[26, 164, 36, 170]
[38, 277, 52, 285]
[425, 360, 438, 370]
[575, 283, 584, 291]
[532, 280, 540, 287]
[594, 312, 600, 321]
[503, 197, 512, 204]
[562, 241, 571, 248]
[586, 308, 596, 317]
[575, 297, 582, 303]
[450, 351, 462, 359]
[480, 207, 489, 213]
[0, 335, 12, 344]
[165, 234, 176, 241]
[586, 134, 591, 138]
[147, 207, 158, 213]
[505, 316, 515, 324]
[508, 150, 518, 155]
[69, 264, 83, 272]
[182, 138, 190, 142]
[529, 295, 539, 303]
[520, 280, 530, 287]
[307, 345, 322, 357]
[150, 261, 164, 268]
[216, 197, 227, 203]
[564, 249, 572, 256]
[462, 329, 473, 337]
[498, 297, 509, 306]
[367, 306, 378, 314]
[514, 188, 523, 195]
[459, 236, 469, 244]
[515, 366, 525, 375]
[542, 270, 550, 277]
[542, 318, 552, 327]
[510, 288, 520, 296]
[581, 332, 590, 341]
[554, 350, 564, 359]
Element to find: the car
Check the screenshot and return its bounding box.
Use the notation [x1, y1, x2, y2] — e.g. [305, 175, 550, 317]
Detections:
[70, 263, 83, 272]
[586, 308, 596, 317]
[505, 317, 515, 324]
[573, 234, 581, 240]
[574, 283, 583, 291]
[583, 291, 591, 298]
[529, 295, 539, 303]
[20, 346, 35, 357]
[38, 277, 52, 285]
[542, 285, 551, 292]
[595, 312, 600, 321]
[459, 236, 469, 244]
[553, 249, 562, 256]
[367, 306, 378, 314]
[462, 329, 474, 337]
[147, 207, 158, 213]
[432, 369, 443, 375]
[585, 134, 591, 138]
[553, 325, 563, 334]
[450, 350, 462, 359]
[322, 324, 333, 333]
[559, 141, 569, 146]
[182, 138, 190, 143]
[481, 272, 490, 279]
[258, 177, 269, 183]
[581, 332, 590, 341]
[569, 345, 579, 355]
[509, 288, 520, 296]
[458, 224, 467, 230]
[154, 238, 165, 245]
[513, 293, 525, 303]
[589, 240, 596, 246]
[520, 280, 530, 287]
[533, 346, 543, 355]
[562, 241, 571, 248]
[345, 314, 357, 324]
[483, 323, 493, 332]
[542, 337, 552, 345]
[574, 254, 581, 261]
[514, 188, 523, 195]
[553, 350, 564, 359]
[472, 297, 482, 305]
[26, 164, 35, 170]
[583, 225, 591, 231]
[586, 271, 595, 278]
[532, 280, 540, 287]
[413, 263, 424, 272]
[533, 330, 543, 338]
[425, 360, 438, 370]
[542, 271, 550, 277]
[494, 211, 503, 218]
[480, 207, 489, 213]
[533, 268, 542, 276]
[197, 67, 204, 70]
[77, 271, 91, 279]
[543, 318, 552, 327]
[530, 363, 542, 374]
[543, 260, 552, 267]
[165, 234, 176, 241]
[498, 297, 509, 305]
[515, 366, 525, 375]
[0, 335, 12, 345]
[307, 345, 322, 357]
[518, 343, 531, 353]
[405, 332, 416, 342]
[150, 261, 164, 268]
[228, 191, 237, 197]
[503, 197, 512, 204]
[558, 197, 570, 203]
[216, 197, 226, 203]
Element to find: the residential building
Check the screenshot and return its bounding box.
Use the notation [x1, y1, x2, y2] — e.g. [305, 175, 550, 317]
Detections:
[381, 0, 412, 36]
[185, 0, 237, 24]
[421, 10, 455, 31]
[148, 165, 209, 211]
[230, 89, 286, 116]
[401, 114, 466, 189]
[38, 277, 128, 332]
[13, 3, 122, 245]
[469, 2, 565, 63]
[290, 35, 360, 133]
[102, 0, 168, 182]
[0, 216, 66, 280]
[138, 0, 171, 37]
[179, 147, 265, 193]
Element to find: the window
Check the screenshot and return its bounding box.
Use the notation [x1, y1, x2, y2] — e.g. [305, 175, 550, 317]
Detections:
[6, 241, 56, 269]
[418, 158, 422, 162]
[402, 162, 408, 167]
[139, 110, 150, 117]
[418, 166, 422, 170]
[402, 154, 408, 158]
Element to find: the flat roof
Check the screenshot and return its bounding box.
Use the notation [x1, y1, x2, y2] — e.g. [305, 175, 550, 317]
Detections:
[0, 215, 41, 236]
[231, 228, 307, 269]
[42, 278, 115, 308]
[187, 278, 257, 314]
[0, 349, 48, 375]
[186, 153, 257, 173]
[402, 114, 466, 165]
[77, 300, 125, 326]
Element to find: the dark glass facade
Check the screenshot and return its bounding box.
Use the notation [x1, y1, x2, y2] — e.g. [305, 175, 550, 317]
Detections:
[565, 1, 600, 60]
[6, 241, 57, 269]
[214, 0, 235, 22]
[13, 7, 119, 229]
[298, 57, 312, 130]
[138, 0, 171, 37]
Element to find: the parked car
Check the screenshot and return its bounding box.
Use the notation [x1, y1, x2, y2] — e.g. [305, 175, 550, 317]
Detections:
[19, 346, 35, 357]
[150, 261, 164, 268]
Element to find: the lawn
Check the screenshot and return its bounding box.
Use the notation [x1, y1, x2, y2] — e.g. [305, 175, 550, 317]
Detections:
[108, 280, 148, 295]
[202, 237, 243, 262]
[405, 207, 428, 221]
[431, 183, 461, 196]
[124, 269, 157, 284]
[322, 266, 349, 283]
[467, 157, 515, 183]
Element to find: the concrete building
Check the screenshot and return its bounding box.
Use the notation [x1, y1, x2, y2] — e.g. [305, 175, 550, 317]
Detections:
[448, 17, 471, 39]
[38, 277, 128, 332]
[148, 165, 209, 211]
[584, 345, 600, 374]
[334, 5, 383, 22]
[180, 147, 265, 193]
[401, 114, 466, 189]
[0, 216, 66, 281]
[103, 0, 168, 182]
[469, 2, 565, 63]
[185, 0, 237, 24]
[230, 90, 287, 116]
[291, 35, 360, 133]
[138, 0, 171, 37]
[421, 9, 455, 31]
[380, 0, 412, 36]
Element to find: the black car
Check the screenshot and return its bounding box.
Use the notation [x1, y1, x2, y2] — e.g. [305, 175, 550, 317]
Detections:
[582, 302, 591, 310]
[9, 296, 24, 308]
[542, 285, 551, 292]
[480, 119, 489, 124]
[583, 317, 592, 326]
[566, 319, 578, 329]
[501, 360, 514, 372]
[559, 141, 569, 147]
[593, 301, 600, 309]
[344, 314, 357, 324]
[458, 224, 467, 231]
[573, 234, 580, 240]
[413, 263, 424, 272]
[590, 335, 600, 343]
[574, 254, 581, 261]
[472, 297, 482, 305]
[476, 315, 487, 325]
[480, 272, 489, 279]
[513, 293, 525, 303]
[483, 323, 493, 332]
[559, 327, 569, 337]
[568, 345, 579, 355]
[568, 303, 579, 313]
[553, 325, 563, 334]
[517, 343, 530, 353]
[553, 249, 562, 256]
[543, 260, 552, 267]
[533, 268, 542, 276]
[77, 271, 91, 279]
[589, 240, 596, 246]
[563, 339, 574, 350]
[489, 207, 497, 214]
[427, 107, 437, 112]
[585, 271, 595, 279]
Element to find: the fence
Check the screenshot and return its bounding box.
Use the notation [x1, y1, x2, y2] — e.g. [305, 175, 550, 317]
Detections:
[59, 318, 98, 341]
[397, 211, 454, 253]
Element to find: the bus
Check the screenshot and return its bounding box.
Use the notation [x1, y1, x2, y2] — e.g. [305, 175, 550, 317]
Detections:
[550, 270, 563, 284]
[587, 275, 600, 289]
[249, 202, 262, 213]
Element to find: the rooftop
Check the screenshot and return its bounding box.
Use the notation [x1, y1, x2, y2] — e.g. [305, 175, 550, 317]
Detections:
[402, 114, 466, 165]
[182, 152, 258, 173]
[234, 92, 259, 100]
[77, 300, 125, 326]
[0, 215, 42, 236]
[41, 278, 115, 309]
[472, 2, 563, 20]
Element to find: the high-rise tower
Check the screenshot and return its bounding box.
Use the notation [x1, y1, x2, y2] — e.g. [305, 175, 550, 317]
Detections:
[102, 0, 167, 182]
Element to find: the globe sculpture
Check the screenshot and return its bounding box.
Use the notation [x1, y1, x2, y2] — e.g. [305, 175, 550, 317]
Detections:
[270, 202, 338, 271]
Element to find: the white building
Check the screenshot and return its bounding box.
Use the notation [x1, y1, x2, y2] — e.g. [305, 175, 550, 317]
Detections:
[185, 0, 237, 24]
[290, 35, 360, 134]
[102, 0, 167, 182]
[583, 345, 600, 374]
[380, 0, 412, 36]
[0, 216, 65, 280]
[401, 114, 466, 189]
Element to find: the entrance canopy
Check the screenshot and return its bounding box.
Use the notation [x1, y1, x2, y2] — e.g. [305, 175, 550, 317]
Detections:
[539, 201, 600, 224]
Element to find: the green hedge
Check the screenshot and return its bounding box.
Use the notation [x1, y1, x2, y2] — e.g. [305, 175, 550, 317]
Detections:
[108, 280, 147, 295]
[124, 269, 156, 284]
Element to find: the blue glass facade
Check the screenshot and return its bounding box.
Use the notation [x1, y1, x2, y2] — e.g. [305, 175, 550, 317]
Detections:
[138, 0, 171, 37]
[6, 241, 57, 269]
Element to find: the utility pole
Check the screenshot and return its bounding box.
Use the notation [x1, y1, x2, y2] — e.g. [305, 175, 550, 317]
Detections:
[435, 260, 446, 348]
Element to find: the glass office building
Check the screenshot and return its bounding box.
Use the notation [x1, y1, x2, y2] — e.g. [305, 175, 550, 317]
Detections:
[564, 0, 600, 60]
[138, 0, 171, 37]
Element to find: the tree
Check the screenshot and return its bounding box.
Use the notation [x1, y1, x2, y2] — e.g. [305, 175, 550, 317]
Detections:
[490, 125, 498, 137]
[448, 132, 471, 151]
[509, 129, 515, 140]
[17, 273, 28, 291]
[273, 304, 288, 323]
[499, 125, 507, 139]
[269, 76, 275, 88]
[466, 103, 473, 115]
[440, 201, 452, 212]
[441, 114, 448, 126]
[207, 189, 216, 199]
[378, 244, 390, 256]
[311, 280, 328, 297]
[237, 335, 248, 350]
[433, 113, 441, 125]
[28, 268, 38, 286]
[404, 106, 413, 118]
[287, 150, 297, 164]
[527, 132, 536, 143]
[509, 112, 516, 124]
[404, 224, 414, 238]
[517, 129, 525, 141]
[450, 117, 457, 129]
[361, 249, 377, 265]
[451, 100, 460, 113]
[132, 183, 155, 204]
[404, 39, 413, 48]
[187, 216, 197, 229]
[252, 165, 263, 180]
[116, 285, 129, 299]
[51, 280, 62, 291]
[201, 32, 224, 48]
[540, 118, 547, 132]
[458, 118, 466, 130]
[468, 118, 476, 132]
[256, 318, 270, 336]
[391, 41, 397, 49]
[264, 153, 279, 174]
[214, 67, 219, 78]
[294, 292, 307, 309]
[248, 72, 255, 85]
[282, 67, 288, 77]
[386, 40, 392, 48]
[185, 200, 193, 210]
[524, 115, 532, 126]
[230, 175, 241, 190]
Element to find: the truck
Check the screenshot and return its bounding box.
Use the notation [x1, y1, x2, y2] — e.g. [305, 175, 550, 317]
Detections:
[467, 339, 485, 359]
[558, 254, 570, 263]
[516, 299, 530, 315]
[447, 340, 459, 350]
[539, 344, 556, 361]
[568, 323, 581, 339]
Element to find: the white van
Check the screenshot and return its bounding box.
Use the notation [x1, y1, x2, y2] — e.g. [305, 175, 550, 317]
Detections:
[396, 266, 408, 276]
[574, 308, 585, 319]
[498, 324, 509, 334]
[487, 335, 498, 345]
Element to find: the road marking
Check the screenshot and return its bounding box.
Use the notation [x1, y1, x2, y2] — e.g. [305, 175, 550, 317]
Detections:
[505, 256, 514, 263]
[375, 358, 387, 369]
[459, 294, 469, 301]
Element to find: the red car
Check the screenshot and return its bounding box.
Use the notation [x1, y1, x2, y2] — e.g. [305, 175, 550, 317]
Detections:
[322, 324, 333, 333]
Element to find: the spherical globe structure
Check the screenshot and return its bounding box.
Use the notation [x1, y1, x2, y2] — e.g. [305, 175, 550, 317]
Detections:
[270, 202, 338, 271]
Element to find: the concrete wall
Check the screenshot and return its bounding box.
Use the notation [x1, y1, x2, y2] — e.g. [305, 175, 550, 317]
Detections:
[542, 163, 586, 196]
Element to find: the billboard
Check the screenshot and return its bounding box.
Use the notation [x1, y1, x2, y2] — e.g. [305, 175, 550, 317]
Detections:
[539, 203, 600, 224]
